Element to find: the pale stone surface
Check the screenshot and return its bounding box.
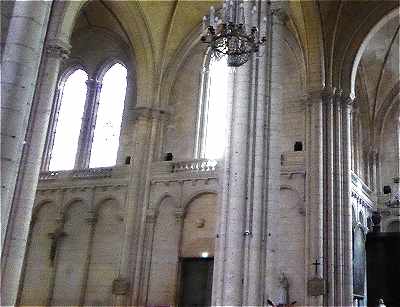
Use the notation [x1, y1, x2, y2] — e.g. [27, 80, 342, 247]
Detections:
[2, 1, 399, 307]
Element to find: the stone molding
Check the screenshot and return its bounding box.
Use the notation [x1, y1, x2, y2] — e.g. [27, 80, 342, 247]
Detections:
[39, 166, 129, 181]
[132, 106, 169, 122]
[46, 39, 71, 59]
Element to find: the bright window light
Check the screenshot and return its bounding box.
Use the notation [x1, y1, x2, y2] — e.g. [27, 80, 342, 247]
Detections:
[201, 251, 209, 258]
[49, 69, 88, 171]
[89, 63, 127, 168]
[203, 57, 229, 159]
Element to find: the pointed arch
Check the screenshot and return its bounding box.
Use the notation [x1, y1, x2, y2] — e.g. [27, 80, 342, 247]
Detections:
[344, 7, 399, 97]
[89, 62, 128, 167]
[48, 68, 88, 171]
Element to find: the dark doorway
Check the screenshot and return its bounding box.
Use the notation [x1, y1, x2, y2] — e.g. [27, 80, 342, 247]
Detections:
[179, 257, 213, 307]
[353, 226, 366, 305]
[366, 232, 400, 307]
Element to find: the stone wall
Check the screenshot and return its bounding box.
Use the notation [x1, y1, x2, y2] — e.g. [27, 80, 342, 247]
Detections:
[19, 168, 128, 306]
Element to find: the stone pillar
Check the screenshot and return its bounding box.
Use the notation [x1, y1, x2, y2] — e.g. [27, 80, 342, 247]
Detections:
[47, 211, 66, 306]
[352, 107, 360, 175]
[217, 49, 252, 307]
[368, 147, 378, 191]
[131, 209, 157, 305]
[75, 79, 102, 169]
[80, 208, 98, 305]
[305, 89, 324, 307]
[1, 0, 51, 248]
[322, 87, 335, 306]
[262, 2, 287, 305]
[212, 2, 286, 305]
[1, 38, 70, 307]
[244, 3, 269, 304]
[341, 95, 354, 306]
[116, 107, 162, 306]
[333, 90, 344, 306]
[117, 72, 137, 165]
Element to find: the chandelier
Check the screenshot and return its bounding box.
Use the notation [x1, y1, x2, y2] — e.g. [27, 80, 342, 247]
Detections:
[201, 0, 266, 67]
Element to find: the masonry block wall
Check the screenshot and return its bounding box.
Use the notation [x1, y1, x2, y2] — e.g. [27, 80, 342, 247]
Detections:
[19, 177, 127, 306]
[164, 43, 205, 159]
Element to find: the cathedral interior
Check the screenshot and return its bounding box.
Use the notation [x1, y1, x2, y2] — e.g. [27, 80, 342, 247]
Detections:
[1, 1, 399, 306]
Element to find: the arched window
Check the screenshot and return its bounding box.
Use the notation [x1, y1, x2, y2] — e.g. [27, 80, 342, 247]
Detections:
[197, 56, 229, 159]
[49, 69, 88, 171]
[89, 63, 127, 167]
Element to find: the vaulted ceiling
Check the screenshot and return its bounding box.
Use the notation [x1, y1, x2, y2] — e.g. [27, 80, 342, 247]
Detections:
[357, 16, 399, 125]
[70, 0, 398, 115]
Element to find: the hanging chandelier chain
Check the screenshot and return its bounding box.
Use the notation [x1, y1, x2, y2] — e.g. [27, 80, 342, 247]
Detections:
[201, 0, 266, 67]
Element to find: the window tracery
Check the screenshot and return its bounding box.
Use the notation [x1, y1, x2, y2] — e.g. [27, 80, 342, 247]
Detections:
[44, 62, 128, 171]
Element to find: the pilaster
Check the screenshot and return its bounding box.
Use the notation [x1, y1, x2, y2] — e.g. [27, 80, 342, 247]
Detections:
[118, 104, 164, 306]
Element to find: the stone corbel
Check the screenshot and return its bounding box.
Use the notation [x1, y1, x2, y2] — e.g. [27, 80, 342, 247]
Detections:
[46, 38, 71, 60]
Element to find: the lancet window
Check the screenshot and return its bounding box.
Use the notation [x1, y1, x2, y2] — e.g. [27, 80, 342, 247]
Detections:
[44, 62, 128, 171]
[195, 54, 229, 160]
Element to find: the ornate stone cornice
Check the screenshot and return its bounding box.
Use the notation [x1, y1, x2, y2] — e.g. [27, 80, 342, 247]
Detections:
[46, 39, 71, 60]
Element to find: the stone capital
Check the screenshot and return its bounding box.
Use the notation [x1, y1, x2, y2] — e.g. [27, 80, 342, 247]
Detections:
[145, 208, 157, 224]
[175, 207, 185, 222]
[86, 78, 102, 91]
[85, 211, 98, 225]
[271, 8, 289, 25]
[341, 94, 355, 108]
[133, 106, 169, 122]
[46, 39, 71, 60]
[321, 86, 335, 99]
